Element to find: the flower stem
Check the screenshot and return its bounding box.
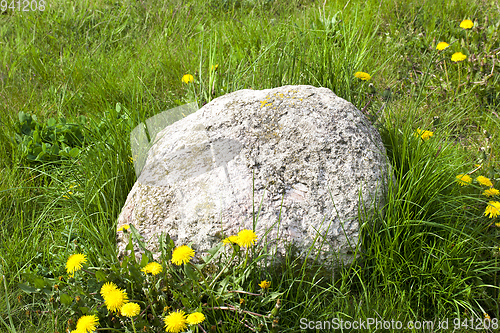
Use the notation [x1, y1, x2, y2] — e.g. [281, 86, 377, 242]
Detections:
[208, 250, 237, 289]
[456, 63, 461, 99]
[131, 318, 138, 333]
[144, 283, 157, 319]
[189, 262, 209, 290]
[443, 60, 449, 91]
[243, 247, 249, 269]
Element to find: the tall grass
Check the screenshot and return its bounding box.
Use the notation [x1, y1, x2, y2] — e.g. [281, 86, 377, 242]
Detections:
[1, 0, 500, 331]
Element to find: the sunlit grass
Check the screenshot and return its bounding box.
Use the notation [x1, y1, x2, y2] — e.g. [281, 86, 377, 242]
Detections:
[0, 0, 499, 331]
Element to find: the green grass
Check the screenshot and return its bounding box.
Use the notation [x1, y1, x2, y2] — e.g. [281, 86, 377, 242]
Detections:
[1, 0, 500, 332]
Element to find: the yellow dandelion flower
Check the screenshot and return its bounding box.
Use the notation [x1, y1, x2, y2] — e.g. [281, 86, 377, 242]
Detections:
[117, 224, 130, 232]
[66, 254, 87, 275]
[74, 314, 99, 333]
[436, 42, 449, 50]
[415, 128, 434, 141]
[354, 71, 371, 81]
[483, 188, 500, 197]
[222, 235, 239, 245]
[141, 262, 163, 275]
[460, 19, 474, 29]
[258, 280, 271, 289]
[164, 310, 188, 333]
[121, 302, 141, 317]
[484, 201, 500, 219]
[186, 312, 205, 325]
[181, 74, 194, 84]
[100, 282, 118, 298]
[456, 174, 472, 186]
[171, 245, 195, 265]
[451, 52, 467, 62]
[476, 176, 493, 187]
[236, 229, 257, 247]
[104, 288, 128, 312]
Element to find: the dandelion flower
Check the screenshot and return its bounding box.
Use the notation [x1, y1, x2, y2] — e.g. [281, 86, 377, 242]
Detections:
[121, 302, 141, 317]
[164, 310, 188, 333]
[483, 188, 500, 197]
[436, 42, 449, 50]
[117, 224, 130, 232]
[74, 314, 99, 333]
[259, 280, 271, 289]
[186, 312, 205, 325]
[104, 288, 128, 312]
[460, 19, 474, 29]
[222, 235, 239, 245]
[354, 71, 371, 81]
[171, 245, 195, 265]
[451, 52, 467, 62]
[141, 262, 163, 275]
[236, 229, 257, 247]
[66, 254, 87, 275]
[181, 74, 194, 84]
[100, 282, 118, 298]
[477, 176, 493, 187]
[415, 128, 434, 141]
[456, 174, 472, 186]
[484, 201, 500, 219]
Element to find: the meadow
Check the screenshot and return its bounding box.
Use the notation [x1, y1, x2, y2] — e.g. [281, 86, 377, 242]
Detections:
[1, 0, 500, 332]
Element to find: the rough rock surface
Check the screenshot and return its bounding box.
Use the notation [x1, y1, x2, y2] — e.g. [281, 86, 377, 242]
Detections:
[117, 85, 389, 263]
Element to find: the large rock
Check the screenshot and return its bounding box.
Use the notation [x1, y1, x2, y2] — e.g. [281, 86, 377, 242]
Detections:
[117, 85, 389, 263]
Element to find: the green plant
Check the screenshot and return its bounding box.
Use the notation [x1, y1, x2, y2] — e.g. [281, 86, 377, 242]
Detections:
[12, 111, 85, 164]
[17, 226, 282, 333]
[2, 0, 500, 331]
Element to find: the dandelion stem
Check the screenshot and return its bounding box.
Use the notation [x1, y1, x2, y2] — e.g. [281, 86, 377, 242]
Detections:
[244, 247, 249, 269]
[456, 63, 461, 99]
[130, 318, 138, 333]
[189, 262, 210, 292]
[203, 305, 267, 318]
[443, 60, 449, 91]
[208, 250, 237, 290]
[143, 281, 157, 319]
